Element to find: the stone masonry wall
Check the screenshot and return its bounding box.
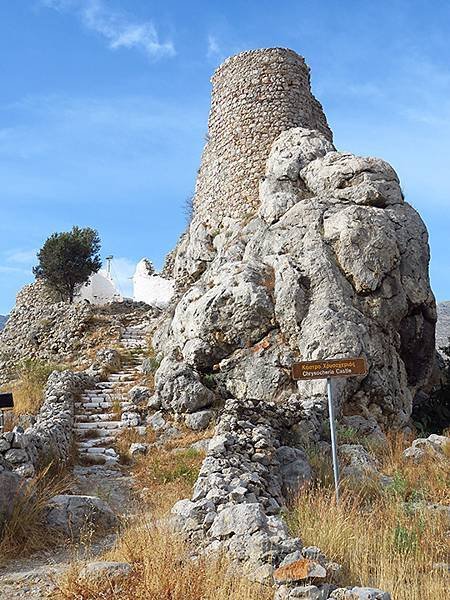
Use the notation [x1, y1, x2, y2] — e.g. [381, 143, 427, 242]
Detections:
[193, 48, 332, 226]
[0, 370, 92, 477]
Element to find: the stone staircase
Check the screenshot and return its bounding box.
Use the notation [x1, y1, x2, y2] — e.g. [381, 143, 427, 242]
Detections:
[74, 324, 147, 466]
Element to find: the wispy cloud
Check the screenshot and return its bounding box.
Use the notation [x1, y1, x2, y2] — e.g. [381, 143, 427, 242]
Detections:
[41, 0, 175, 60]
[207, 34, 221, 58]
[4, 249, 37, 265]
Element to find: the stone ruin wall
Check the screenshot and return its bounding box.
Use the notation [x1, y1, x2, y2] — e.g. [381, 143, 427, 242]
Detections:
[193, 48, 333, 226]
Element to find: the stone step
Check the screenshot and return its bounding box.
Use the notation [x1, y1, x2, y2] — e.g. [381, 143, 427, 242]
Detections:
[78, 437, 116, 449]
[75, 420, 124, 430]
[75, 401, 132, 410]
[95, 382, 121, 389]
[75, 413, 118, 423]
[75, 428, 121, 439]
[78, 447, 118, 457]
[78, 453, 118, 466]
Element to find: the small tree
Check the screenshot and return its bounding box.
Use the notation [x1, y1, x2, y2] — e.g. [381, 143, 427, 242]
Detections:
[33, 226, 102, 303]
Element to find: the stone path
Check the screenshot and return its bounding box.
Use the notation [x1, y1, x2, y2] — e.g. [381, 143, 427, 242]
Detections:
[0, 324, 148, 598]
[75, 324, 147, 468]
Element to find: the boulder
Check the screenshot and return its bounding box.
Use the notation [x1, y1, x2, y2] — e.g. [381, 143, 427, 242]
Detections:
[0, 468, 22, 529]
[129, 443, 149, 458]
[154, 126, 436, 432]
[275, 585, 322, 600]
[185, 409, 215, 431]
[276, 446, 312, 496]
[147, 411, 167, 431]
[153, 357, 216, 413]
[209, 503, 267, 538]
[44, 494, 117, 536]
[128, 385, 151, 404]
[403, 434, 449, 462]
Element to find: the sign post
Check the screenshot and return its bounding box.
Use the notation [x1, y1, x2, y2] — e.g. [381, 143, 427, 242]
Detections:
[326, 377, 340, 502]
[292, 357, 368, 503]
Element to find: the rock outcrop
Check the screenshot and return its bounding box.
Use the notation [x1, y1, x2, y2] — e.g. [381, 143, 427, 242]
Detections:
[0, 279, 154, 384]
[436, 301, 450, 350]
[155, 124, 436, 433]
[0, 315, 7, 331]
[152, 48, 436, 590]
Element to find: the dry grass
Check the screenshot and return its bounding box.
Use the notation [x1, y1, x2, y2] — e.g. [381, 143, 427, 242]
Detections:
[0, 359, 64, 430]
[0, 465, 71, 564]
[289, 433, 450, 600]
[55, 523, 272, 600]
[53, 425, 269, 600]
[8, 359, 63, 416]
[132, 445, 205, 515]
[114, 427, 157, 464]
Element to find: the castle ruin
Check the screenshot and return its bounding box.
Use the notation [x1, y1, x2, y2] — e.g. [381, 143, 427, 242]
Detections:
[193, 48, 333, 225]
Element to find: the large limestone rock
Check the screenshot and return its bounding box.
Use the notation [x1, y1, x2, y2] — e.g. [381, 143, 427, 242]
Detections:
[0, 460, 21, 530]
[154, 126, 436, 431]
[44, 494, 117, 537]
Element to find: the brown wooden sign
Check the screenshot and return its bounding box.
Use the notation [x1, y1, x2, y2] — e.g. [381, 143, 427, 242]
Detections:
[292, 357, 368, 381]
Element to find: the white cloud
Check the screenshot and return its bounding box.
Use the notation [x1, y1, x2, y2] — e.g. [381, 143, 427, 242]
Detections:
[41, 0, 175, 60]
[207, 34, 221, 58]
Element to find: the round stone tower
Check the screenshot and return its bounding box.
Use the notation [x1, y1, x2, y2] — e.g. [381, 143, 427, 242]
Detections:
[193, 48, 333, 226]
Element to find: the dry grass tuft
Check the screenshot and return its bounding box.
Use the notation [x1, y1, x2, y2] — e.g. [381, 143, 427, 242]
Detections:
[290, 433, 450, 600]
[133, 445, 205, 516]
[5, 359, 63, 417]
[55, 518, 272, 600]
[114, 427, 157, 464]
[0, 465, 71, 564]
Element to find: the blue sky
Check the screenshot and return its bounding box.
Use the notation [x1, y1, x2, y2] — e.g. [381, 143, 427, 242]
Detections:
[1, 0, 449, 313]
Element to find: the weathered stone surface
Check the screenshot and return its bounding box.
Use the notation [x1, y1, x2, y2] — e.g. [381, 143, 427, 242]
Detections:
[210, 503, 267, 538]
[129, 443, 149, 457]
[0, 468, 21, 529]
[45, 494, 117, 536]
[403, 434, 449, 462]
[153, 357, 216, 413]
[87, 348, 121, 378]
[330, 587, 391, 600]
[147, 411, 166, 431]
[157, 124, 435, 432]
[170, 261, 275, 369]
[275, 584, 323, 600]
[276, 446, 312, 496]
[128, 385, 151, 404]
[185, 409, 215, 431]
[436, 301, 450, 350]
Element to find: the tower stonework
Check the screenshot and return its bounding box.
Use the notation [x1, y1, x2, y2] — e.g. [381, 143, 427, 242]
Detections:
[193, 48, 333, 225]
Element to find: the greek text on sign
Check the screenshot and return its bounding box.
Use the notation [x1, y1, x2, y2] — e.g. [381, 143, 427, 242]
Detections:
[292, 357, 368, 381]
